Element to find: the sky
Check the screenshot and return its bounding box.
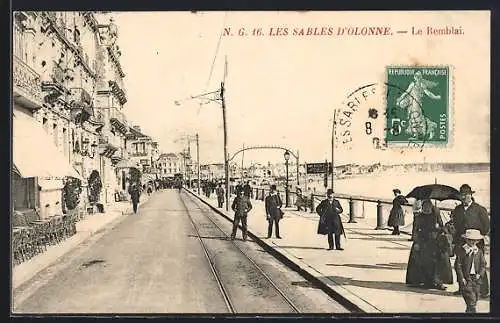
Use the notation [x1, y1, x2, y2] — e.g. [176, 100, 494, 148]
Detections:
[111, 11, 490, 165]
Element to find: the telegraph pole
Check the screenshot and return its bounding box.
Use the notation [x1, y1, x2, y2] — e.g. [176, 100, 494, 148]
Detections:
[196, 133, 200, 195]
[221, 82, 230, 211]
[331, 109, 337, 192]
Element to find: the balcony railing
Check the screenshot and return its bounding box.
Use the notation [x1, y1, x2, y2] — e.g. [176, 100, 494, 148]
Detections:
[42, 12, 97, 80]
[107, 45, 125, 78]
[109, 106, 128, 134]
[130, 151, 148, 157]
[13, 55, 44, 109]
[109, 80, 127, 105]
[41, 62, 68, 104]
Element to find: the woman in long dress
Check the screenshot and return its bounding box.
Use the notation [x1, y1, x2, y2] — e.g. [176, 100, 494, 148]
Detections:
[406, 200, 447, 289]
[387, 189, 408, 235]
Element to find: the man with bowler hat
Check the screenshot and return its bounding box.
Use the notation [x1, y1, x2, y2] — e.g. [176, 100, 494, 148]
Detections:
[316, 189, 345, 250]
[451, 184, 490, 298]
[265, 185, 283, 239]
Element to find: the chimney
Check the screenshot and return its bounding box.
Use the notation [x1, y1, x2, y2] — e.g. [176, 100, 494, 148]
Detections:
[132, 125, 141, 132]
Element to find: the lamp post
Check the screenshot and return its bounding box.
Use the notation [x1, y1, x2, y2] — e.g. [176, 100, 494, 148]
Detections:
[284, 150, 290, 207]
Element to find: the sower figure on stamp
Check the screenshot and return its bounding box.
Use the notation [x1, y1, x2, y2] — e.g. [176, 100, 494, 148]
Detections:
[216, 183, 225, 208]
[230, 190, 252, 241]
[451, 184, 490, 298]
[265, 185, 283, 239]
[396, 70, 440, 140]
[316, 189, 345, 251]
[388, 189, 408, 235]
[454, 229, 487, 313]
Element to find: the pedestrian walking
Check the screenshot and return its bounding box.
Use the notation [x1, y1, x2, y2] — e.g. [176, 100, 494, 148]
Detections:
[265, 185, 283, 239]
[295, 188, 307, 211]
[128, 183, 141, 214]
[451, 184, 490, 298]
[216, 183, 225, 208]
[231, 190, 253, 241]
[316, 189, 345, 251]
[454, 229, 487, 313]
[409, 200, 423, 241]
[387, 188, 409, 235]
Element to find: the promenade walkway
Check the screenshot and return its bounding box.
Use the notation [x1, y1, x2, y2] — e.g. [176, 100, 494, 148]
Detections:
[194, 190, 490, 313]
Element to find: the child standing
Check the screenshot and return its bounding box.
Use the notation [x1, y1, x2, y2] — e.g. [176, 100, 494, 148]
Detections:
[454, 229, 487, 313]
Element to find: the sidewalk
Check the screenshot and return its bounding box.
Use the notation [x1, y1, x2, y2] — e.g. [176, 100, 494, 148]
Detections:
[12, 195, 151, 291]
[195, 191, 490, 313]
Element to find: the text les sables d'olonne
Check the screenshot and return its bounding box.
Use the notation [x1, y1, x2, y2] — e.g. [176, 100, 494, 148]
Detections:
[222, 26, 464, 37]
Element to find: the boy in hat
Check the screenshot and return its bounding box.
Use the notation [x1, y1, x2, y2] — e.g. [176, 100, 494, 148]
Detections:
[454, 229, 487, 313]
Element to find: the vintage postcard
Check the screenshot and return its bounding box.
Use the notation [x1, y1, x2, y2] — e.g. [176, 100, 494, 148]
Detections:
[12, 11, 490, 315]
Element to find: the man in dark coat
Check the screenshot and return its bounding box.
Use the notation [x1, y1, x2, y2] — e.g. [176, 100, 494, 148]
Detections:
[265, 185, 283, 239]
[216, 183, 225, 208]
[243, 181, 253, 199]
[231, 190, 253, 241]
[128, 183, 141, 214]
[451, 184, 490, 298]
[316, 189, 344, 250]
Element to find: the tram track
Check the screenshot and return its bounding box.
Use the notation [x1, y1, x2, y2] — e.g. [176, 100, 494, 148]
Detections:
[179, 190, 301, 314]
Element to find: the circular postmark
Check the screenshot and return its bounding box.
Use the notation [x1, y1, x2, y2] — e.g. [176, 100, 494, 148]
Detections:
[334, 80, 444, 156]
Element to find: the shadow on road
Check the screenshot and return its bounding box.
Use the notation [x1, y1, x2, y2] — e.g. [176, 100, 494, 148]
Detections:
[326, 262, 408, 270]
[275, 245, 329, 251]
[323, 275, 458, 297]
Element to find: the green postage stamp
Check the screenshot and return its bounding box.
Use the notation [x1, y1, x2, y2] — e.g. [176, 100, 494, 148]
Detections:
[385, 66, 450, 146]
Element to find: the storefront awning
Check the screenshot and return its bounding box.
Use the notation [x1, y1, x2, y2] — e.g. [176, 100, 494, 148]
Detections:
[13, 111, 83, 180]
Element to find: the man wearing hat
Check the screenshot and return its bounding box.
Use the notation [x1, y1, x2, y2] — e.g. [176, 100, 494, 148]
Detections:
[265, 185, 283, 239]
[454, 229, 487, 313]
[451, 184, 490, 298]
[316, 189, 345, 250]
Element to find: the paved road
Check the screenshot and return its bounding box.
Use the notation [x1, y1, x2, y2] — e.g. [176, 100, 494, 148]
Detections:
[13, 190, 229, 313]
[13, 189, 348, 314]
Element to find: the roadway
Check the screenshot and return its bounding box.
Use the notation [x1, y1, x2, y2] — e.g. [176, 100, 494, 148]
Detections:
[13, 189, 348, 314]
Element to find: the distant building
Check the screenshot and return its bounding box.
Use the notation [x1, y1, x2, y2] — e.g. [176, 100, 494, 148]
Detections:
[157, 153, 182, 179]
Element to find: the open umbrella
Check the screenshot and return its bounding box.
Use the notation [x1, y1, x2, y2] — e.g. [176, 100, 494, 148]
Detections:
[405, 184, 461, 201]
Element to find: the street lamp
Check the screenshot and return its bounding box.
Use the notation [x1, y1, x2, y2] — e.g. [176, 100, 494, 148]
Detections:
[284, 150, 290, 207]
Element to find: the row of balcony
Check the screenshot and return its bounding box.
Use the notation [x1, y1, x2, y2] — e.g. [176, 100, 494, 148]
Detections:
[42, 12, 97, 79]
[107, 45, 125, 78]
[109, 80, 127, 105]
[13, 54, 44, 109]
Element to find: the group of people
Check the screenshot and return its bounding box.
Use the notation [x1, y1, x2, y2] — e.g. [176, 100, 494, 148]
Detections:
[230, 185, 345, 251]
[388, 184, 490, 313]
[230, 184, 283, 241]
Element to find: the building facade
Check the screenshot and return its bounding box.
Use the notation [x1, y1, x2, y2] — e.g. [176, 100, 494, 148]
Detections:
[157, 153, 183, 179]
[12, 11, 152, 220]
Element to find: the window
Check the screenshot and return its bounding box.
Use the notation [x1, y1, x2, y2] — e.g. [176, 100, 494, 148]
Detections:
[53, 123, 58, 147]
[62, 128, 68, 156]
[42, 117, 48, 132]
[13, 24, 25, 60]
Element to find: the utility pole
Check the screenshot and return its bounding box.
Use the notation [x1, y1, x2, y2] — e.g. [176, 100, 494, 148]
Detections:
[331, 109, 337, 192]
[241, 143, 245, 179]
[221, 82, 230, 211]
[296, 150, 300, 186]
[196, 133, 200, 195]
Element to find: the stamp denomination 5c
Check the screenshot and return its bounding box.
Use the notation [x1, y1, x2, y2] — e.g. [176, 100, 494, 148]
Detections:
[385, 66, 451, 146]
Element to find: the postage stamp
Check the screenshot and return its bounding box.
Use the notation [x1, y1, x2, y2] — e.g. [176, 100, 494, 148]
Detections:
[385, 66, 451, 146]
